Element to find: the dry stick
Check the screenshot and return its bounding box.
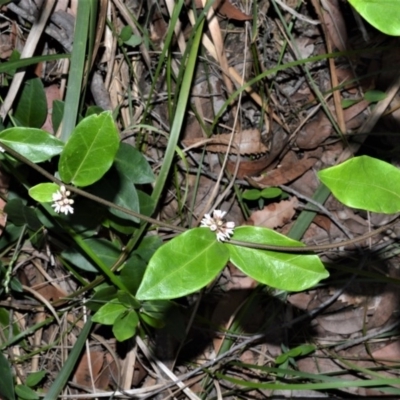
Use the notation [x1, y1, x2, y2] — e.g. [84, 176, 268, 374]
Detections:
[312, 0, 347, 135]
[136, 336, 202, 400]
[0, 0, 57, 120]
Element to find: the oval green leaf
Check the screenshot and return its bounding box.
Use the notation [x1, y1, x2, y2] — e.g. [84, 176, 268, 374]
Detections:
[0, 127, 64, 163]
[15, 385, 38, 400]
[112, 310, 139, 341]
[92, 299, 126, 325]
[13, 77, 47, 128]
[4, 198, 42, 231]
[61, 238, 121, 273]
[114, 142, 155, 184]
[58, 112, 119, 186]
[26, 371, 46, 388]
[0, 351, 15, 400]
[136, 228, 229, 300]
[227, 227, 328, 291]
[88, 169, 140, 223]
[363, 89, 387, 102]
[29, 183, 59, 203]
[349, 0, 400, 36]
[318, 155, 400, 213]
[243, 189, 261, 201]
[261, 187, 282, 199]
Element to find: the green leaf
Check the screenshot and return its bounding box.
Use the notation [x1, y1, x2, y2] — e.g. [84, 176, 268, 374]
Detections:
[136, 228, 229, 300]
[86, 285, 117, 312]
[0, 308, 23, 344]
[318, 155, 400, 213]
[227, 227, 329, 292]
[341, 98, 359, 109]
[88, 168, 140, 223]
[29, 183, 59, 203]
[349, 0, 400, 36]
[275, 344, 316, 365]
[139, 312, 165, 328]
[120, 256, 147, 295]
[0, 128, 64, 163]
[119, 25, 132, 42]
[260, 187, 282, 199]
[25, 371, 46, 388]
[13, 78, 47, 128]
[85, 105, 104, 117]
[4, 198, 42, 231]
[0, 222, 23, 253]
[0, 351, 15, 400]
[138, 190, 156, 216]
[243, 189, 261, 201]
[92, 299, 127, 325]
[52, 100, 64, 133]
[61, 238, 120, 273]
[112, 310, 139, 341]
[107, 173, 140, 223]
[15, 385, 39, 400]
[114, 143, 155, 184]
[117, 290, 140, 308]
[363, 90, 387, 102]
[58, 112, 120, 186]
[125, 35, 143, 48]
[0, 53, 68, 75]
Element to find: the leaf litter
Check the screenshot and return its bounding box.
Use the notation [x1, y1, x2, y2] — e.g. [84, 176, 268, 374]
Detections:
[1, 0, 400, 398]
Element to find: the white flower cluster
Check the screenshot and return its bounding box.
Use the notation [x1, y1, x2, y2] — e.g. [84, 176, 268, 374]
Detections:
[52, 185, 74, 215]
[200, 210, 235, 242]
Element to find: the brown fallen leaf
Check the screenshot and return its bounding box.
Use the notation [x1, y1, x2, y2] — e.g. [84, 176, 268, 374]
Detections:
[248, 148, 322, 187]
[182, 129, 268, 155]
[248, 197, 298, 229]
[73, 351, 106, 389]
[296, 112, 332, 150]
[320, 0, 348, 51]
[194, 0, 252, 20]
[228, 154, 272, 179]
[226, 129, 289, 178]
[372, 340, 400, 365]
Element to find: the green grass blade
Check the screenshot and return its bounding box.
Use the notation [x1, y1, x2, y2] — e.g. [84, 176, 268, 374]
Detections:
[150, 7, 205, 206]
[287, 184, 331, 240]
[43, 317, 92, 400]
[60, 2, 91, 141]
[0, 54, 69, 74]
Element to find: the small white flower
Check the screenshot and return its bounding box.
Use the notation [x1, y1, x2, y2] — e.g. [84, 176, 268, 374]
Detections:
[51, 185, 74, 215]
[0, 146, 5, 153]
[200, 210, 235, 242]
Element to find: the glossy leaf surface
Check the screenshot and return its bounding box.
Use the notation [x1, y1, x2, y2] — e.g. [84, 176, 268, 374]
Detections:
[349, 0, 400, 36]
[136, 228, 229, 300]
[228, 227, 329, 291]
[92, 299, 126, 325]
[112, 310, 139, 341]
[0, 128, 64, 163]
[13, 78, 47, 128]
[58, 112, 119, 186]
[318, 156, 400, 213]
[114, 142, 155, 184]
[29, 183, 59, 203]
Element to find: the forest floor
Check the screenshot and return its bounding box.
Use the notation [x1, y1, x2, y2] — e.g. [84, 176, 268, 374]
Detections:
[1, 0, 400, 399]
